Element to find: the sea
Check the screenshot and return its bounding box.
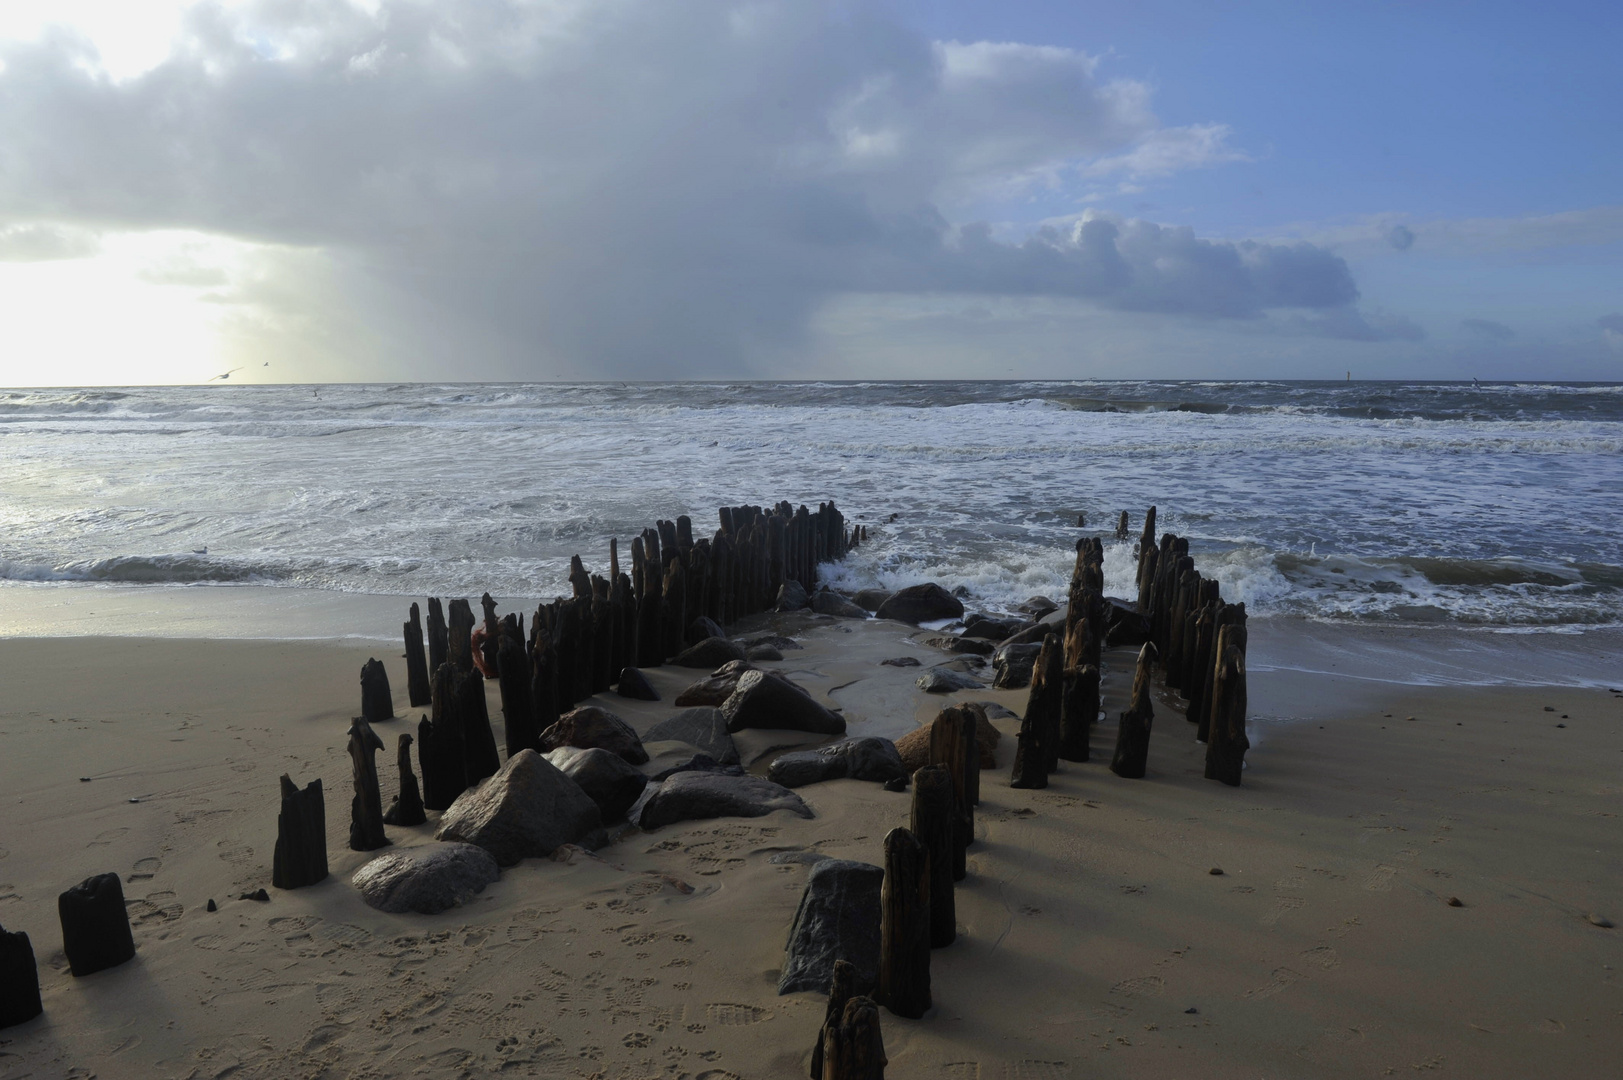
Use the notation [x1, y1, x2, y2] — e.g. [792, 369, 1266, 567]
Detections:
[2, 380, 1620, 685]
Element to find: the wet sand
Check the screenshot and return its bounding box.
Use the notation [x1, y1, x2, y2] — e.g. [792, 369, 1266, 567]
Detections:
[1, 614, 1620, 1078]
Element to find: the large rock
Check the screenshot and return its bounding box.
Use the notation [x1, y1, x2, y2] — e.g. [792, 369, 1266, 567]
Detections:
[545, 746, 649, 822]
[775, 580, 810, 612]
[644, 707, 740, 765]
[1017, 595, 1059, 619]
[435, 749, 607, 865]
[961, 615, 1029, 641]
[648, 753, 746, 782]
[895, 710, 1001, 771]
[747, 645, 783, 662]
[852, 588, 892, 613]
[540, 706, 648, 765]
[810, 590, 868, 619]
[673, 660, 754, 707]
[631, 771, 813, 830]
[918, 634, 995, 657]
[993, 642, 1042, 689]
[352, 843, 500, 914]
[767, 737, 906, 788]
[875, 583, 964, 625]
[916, 667, 985, 694]
[720, 669, 847, 735]
[778, 859, 884, 995]
[1103, 597, 1151, 646]
[672, 637, 748, 669]
[742, 634, 802, 652]
[615, 667, 660, 701]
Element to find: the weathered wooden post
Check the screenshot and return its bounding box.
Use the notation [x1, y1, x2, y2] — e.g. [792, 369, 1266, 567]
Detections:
[637, 534, 665, 666]
[419, 663, 467, 811]
[57, 874, 136, 976]
[662, 558, 687, 662]
[0, 923, 42, 1027]
[1117, 510, 1130, 540]
[347, 717, 388, 851]
[910, 765, 956, 948]
[272, 775, 328, 889]
[1060, 590, 1101, 762]
[457, 668, 501, 787]
[447, 598, 476, 673]
[404, 602, 431, 708]
[497, 632, 537, 757]
[1204, 621, 1250, 786]
[821, 996, 887, 1080]
[360, 657, 394, 724]
[383, 732, 426, 826]
[426, 597, 448, 674]
[811, 958, 856, 1079]
[591, 583, 614, 693]
[929, 706, 976, 880]
[479, 592, 502, 677]
[1025, 632, 1064, 773]
[876, 827, 931, 1019]
[1110, 642, 1158, 779]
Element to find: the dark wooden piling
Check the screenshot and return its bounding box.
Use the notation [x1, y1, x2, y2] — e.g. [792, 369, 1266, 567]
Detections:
[1109, 642, 1158, 779]
[419, 663, 467, 811]
[0, 923, 42, 1028]
[57, 874, 136, 977]
[1204, 620, 1250, 786]
[457, 668, 501, 787]
[910, 765, 957, 948]
[876, 826, 931, 1019]
[811, 959, 856, 1080]
[404, 602, 431, 708]
[447, 598, 475, 674]
[821, 996, 887, 1080]
[426, 597, 448, 675]
[347, 717, 388, 851]
[497, 631, 537, 757]
[360, 657, 394, 724]
[1117, 510, 1130, 540]
[662, 558, 687, 663]
[383, 732, 426, 826]
[1024, 632, 1064, 774]
[928, 705, 977, 879]
[272, 775, 328, 889]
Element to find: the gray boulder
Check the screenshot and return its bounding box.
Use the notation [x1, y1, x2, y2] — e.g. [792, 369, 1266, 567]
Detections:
[742, 634, 802, 652]
[778, 859, 884, 995]
[747, 645, 784, 662]
[615, 666, 660, 701]
[435, 749, 607, 865]
[720, 669, 847, 735]
[993, 642, 1043, 689]
[545, 746, 649, 822]
[648, 753, 746, 782]
[962, 615, 1029, 641]
[880, 656, 920, 667]
[644, 707, 740, 765]
[1017, 595, 1059, 618]
[352, 843, 500, 915]
[631, 771, 813, 830]
[973, 700, 1020, 721]
[853, 588, 892, 613]
[672, 636, 748, 669]
[917, 667, 986, 693]
[810, 590, 868, 619]
[686, 615, 726, 646]
[767, 737, 906, 788]
[673, 660, 754, 707]
[1103, 597, 1151, 646]
[875, 582, 964, 624]
[540, 706, 648, 765]
[774, 580, 810, 612]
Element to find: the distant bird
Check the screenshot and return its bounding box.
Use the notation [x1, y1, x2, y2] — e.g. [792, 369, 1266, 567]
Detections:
[192, 546, 207, 555]
[208, 366, 245, 382]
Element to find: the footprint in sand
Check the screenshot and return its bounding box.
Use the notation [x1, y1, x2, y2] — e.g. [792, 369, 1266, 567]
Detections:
[216, 840, 255, 866]
[1007, 1062, 1071, 1080]
[1300, 945, 1341, 969]
[1262, 895, 1307, 926]
[1364, 865, 1397, 892]
[704, 1002, 774, 1026]
[1246, 967, 1304, 999]
[1110, 976, 1164, 997]
[88, 828, 129, 848]
[942, 1064, 982, 1080]
[128, 856, 162, 882]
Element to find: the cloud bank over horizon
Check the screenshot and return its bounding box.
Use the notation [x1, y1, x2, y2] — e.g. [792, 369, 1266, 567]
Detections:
[0, 0, 1616, 383]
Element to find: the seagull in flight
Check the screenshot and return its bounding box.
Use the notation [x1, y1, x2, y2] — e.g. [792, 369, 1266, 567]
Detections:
[208, 366, 246, 382]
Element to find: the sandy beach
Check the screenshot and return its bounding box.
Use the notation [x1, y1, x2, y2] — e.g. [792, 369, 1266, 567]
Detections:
[2, 608, 1620, 1080]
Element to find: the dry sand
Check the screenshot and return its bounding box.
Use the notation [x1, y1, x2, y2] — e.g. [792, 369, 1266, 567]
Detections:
[1, 612, 1621, 1079]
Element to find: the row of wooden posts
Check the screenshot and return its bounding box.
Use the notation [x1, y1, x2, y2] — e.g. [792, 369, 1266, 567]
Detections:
[272, 500, 862, 888]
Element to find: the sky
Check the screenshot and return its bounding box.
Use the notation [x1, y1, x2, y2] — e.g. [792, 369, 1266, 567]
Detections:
[0, 0, 1618, 385]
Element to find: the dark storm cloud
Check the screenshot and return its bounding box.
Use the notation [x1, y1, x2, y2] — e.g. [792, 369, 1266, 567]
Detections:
[0, 0, 1372, 375]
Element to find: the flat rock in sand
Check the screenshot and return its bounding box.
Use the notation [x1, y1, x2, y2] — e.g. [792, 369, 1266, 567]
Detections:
[643, 707, 740, 765]
[614, 666, 660, 701]
[778, 859, 884, 996]
[673, 661, 754, 707]
[672, 637, 749, 669]
[853, 588, 892, 612]
[810, 590, 868, 619]
[917, 667, 985, 694]
[767, 737, 906, 788]
[436, 749, 607, 865]
[875, 582, 964, 625]
[631, 771, 813, 830]
[918, 634, 995, 657]
[352, 843, 500, 914]
[720, 669, 846, 735]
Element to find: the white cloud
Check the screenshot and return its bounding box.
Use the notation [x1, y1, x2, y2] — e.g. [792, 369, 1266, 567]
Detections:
[0, 0, 1362, 379]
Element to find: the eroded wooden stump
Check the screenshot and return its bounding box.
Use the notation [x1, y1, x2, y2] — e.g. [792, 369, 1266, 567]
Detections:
[0, 923, 42, 1028]
[1204, 622, 1249, 786]
[347, 717, 389, 852]
[360, 657, 394, 724]
[1109, 642, 1158, 779]
[272, 775, 328, 889]
[57, 874, 135, 977]
[821, 996, 887, 1080]
[404, 602, 432, 708]
[910, 765, 956, 948]
[383, 732, 426, 826]
[876, 827, 930, 1019]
